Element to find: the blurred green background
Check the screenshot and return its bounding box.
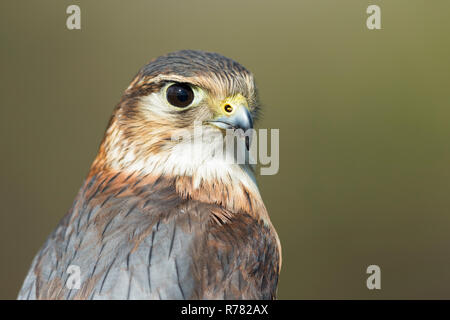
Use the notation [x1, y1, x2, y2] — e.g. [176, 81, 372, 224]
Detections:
[1, 0, 450, 299]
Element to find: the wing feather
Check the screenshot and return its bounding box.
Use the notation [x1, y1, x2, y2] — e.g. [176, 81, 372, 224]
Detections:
[18, 174, 279, 300]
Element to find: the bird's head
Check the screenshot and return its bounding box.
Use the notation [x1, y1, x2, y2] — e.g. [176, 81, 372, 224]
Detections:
[93, 50, 259, 178]
[90, 50, 267, 217]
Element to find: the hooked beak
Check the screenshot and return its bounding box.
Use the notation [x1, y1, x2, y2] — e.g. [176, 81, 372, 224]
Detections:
[207, 105, 253, 132]
[206, 105, 254, 150]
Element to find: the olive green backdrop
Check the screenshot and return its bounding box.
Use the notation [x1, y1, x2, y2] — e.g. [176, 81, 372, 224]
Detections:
[1, 0, 450, 299]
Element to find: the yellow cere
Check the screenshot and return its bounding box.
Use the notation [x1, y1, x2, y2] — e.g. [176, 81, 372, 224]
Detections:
[220, 94, 248, 116]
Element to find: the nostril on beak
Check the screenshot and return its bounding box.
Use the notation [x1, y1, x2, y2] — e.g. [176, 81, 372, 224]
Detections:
[224, 104, 233, 113]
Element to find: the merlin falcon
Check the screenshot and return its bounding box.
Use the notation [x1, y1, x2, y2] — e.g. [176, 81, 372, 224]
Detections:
[18, 50, 281, 300]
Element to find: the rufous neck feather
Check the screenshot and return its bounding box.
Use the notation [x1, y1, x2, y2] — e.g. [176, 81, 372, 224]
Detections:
[88, 119, 269, 221]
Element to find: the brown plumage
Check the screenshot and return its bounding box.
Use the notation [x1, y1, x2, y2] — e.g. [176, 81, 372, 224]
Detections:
[18, 50, 281, 300]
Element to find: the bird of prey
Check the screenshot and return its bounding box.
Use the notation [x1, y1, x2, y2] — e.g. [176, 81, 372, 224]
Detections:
[18, 50, 281, 300]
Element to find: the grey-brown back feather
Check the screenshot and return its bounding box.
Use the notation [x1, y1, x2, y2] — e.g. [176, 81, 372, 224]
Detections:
[18, 174, 279, 300]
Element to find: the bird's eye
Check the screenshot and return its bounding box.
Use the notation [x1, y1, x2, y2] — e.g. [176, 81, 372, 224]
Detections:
[166, 83, 194, 108]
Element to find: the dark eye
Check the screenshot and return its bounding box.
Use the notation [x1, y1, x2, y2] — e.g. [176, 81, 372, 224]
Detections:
[166, 83, 194, 108]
